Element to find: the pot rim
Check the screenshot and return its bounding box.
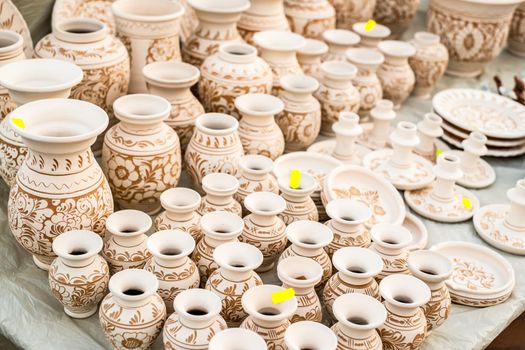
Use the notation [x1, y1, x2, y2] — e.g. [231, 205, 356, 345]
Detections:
[235, 93, 284, 117]
[325, 198, 372, 226]
[239, 154, 274, 175]
[112, 0, 185, 22]
[174, 288, 223, 322]
[280, 74, 319, 95]
[52, 230, 103, 261]
[407, 249, 453, 282]
[253, 30, 306, 52]
[278, 172, 317, 195]
[0, 29, 24, 55]
[298, 38, 329, 56]
[209, 329, 266, 349]
[284, 321, 338, 350]
[160, 187, 201, 212]
[352, 22, 391, 38]
[332, 293, 387, 330]
[285, 220, 333, 249]
[53, 18, 107, 44]
[113, 93, 171, 124]
[143, 61, 200, 87]
[195, 113, 239, 136]
[322, 29, 360, 46]
[106, 209, 152, 237]
[200, 210, 244, 240]
[109, 269, 159, 302]
[241, 284, 298, 321]
[333, 247, 383, 278]
[213, 241, 263, 272]
[202, 173, 240, 195]
[379, 274, 431, 308]
[345, 47, 385, 66]
[378, 40, 416, 58]
[370, 223, 413, 249]
[244, 191, 286, 216]
[189, 0, 250, 14]
[277, 256, 323, 287]
[147, 229, 195, 260]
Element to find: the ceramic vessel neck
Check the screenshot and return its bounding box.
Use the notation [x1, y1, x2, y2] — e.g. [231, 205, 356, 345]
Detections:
[339, 271, 372, 286]
[291, 244, 323, 257]
[250, 212, 278, 226]
[384, 300, 418, 317]
[155, 254, 188, 268]
[220, 266, 254, 281]
[373, 241, 405, 256]
[54, 19, 107, 44]
[25, 147, 95, 175]
[166, 209, 195, 221]
[390, 144, 413, 168]
[332, 220, 361, 235]
[260, 49, 297, 67]
[204, 235, 237, 248]
[113, 233, 147, 247]
[333, 133, 357, 159]
[505, 181, 525, 228]
[205, 193, 234, 206]
[194, 10, 242, 41]
[248, 0, 284, 15]
[432, 177, 455, 201]
[338, 323, 376, 340]
[241, 113, 275, 126]
[146, 82, 193, 103]
[323, 75, 351, 90]
[179, 309, 218, 329]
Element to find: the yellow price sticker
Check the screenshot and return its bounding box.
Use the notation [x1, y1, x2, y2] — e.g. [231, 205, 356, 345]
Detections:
[272, 288, 295, 304]
[289, 169, 301, 189]
[364, 19, 377, 32]
[462, 197, 472, 209]
[435, 148, 443, 157]
[11, 118, 25, 129]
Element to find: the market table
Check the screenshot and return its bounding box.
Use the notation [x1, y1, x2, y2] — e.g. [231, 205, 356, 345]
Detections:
[1, 11, 524, 350]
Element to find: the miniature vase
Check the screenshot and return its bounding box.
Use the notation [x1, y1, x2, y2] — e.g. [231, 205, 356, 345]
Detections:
[240, 191, 287, 272]
[112, 0, 184, 93]
[199, 43, 273, 119]
[102, 209, 152, 274]
[358, 99, 396, 150]
[237, 0, 290, 45]
[373, 0, 420, 39]
[277, 172, 318, 224]
[209, 328, 267, 350]
[198, 173, 242, 216]
[352, 22, 391, 49]
[34, 18, 130, 155]
[322, 29, 360, 61]
[323, 247, 383, 320]
[369, 223, 412, 281]
[183, 0, 250, 67]
[377, 40, 416, 109]
[144, 230, 200, 313]
[297, 39, 328, 79]
[49, 230, 110, 318]
[155, 187, 202, 241]
[185, 113, 244, 193]
[99, 269, 167, 350]
[276, 74, 321, 151]
[378, 274, 431, 350]
[102, 94, 181, 214]
[277, 256, 323, 323]
[285, 321, 338, 350]
[0, 30, 25, 121]
[240, 284, 298, 349]
[284, 0, 336, 40]
[143, 61, 204, 151]
[414, 113, 444, 162]
[408, 32, 448, 99]
[315, 61, 360, 136]
[329, 0, 377, 29]
[192, 211, 245, 286]
[509, 3, 525, 57]
[7, 98, 112, 270]
[331, 293, 387, 350]
[206, 241, 263, 326]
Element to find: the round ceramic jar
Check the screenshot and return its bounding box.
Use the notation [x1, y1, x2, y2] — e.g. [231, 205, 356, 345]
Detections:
[284, 0, 336, 40]
[199, 173, 242, 216]
[0, 30, 25, 121]
[155, 187, 202, 241]
[329, 0, 377, 29]
[373, 0, 420, 39]
[237, 0, 290, 45]
[352, 22, 391, 49]
[322, 29, 361, 61]
[277, 173, 319, 224]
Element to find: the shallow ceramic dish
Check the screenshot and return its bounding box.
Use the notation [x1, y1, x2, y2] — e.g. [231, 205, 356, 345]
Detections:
[441, 131, 525, 158]
[52, 0, 115, 35]
[0, 0, 33, 57]
[446, 150, 496, 189]
[402, 212, 428, 251]
[307, 139, 371, 165]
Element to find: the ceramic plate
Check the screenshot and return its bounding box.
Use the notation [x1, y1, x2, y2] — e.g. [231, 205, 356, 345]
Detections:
[52, 0, 116, 35]
[402, 212, 428, 251]
[0, 0, 33, 57]
[441, 131, 525, 158]
[433, 89, 525, 139]
[307, 139, 371, 165]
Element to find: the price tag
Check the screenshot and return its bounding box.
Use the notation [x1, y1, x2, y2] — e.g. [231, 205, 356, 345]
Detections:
[272, 288, 295, 304]
[462, 197, 472, 209]
[11, 118, 25, 129]
[364, 19, 377, 32]
[289, 169, 301, 189]
[435, 148, 443, 157]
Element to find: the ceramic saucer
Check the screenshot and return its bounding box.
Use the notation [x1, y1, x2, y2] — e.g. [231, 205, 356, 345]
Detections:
[446, 150, 495, 189]
[307, 139, 371, 165]
[441, 131, 525, 158]
[402, 213, 428, 251]
[0, 0, 33, 57]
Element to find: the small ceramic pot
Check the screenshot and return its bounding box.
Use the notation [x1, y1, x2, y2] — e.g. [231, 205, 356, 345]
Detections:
[331, 293, 387, 350]
[199, 43, 273, 119]
[143, 61, 204, 151]
[206, 241, 263, 326]
[285, 321, 338, 350]
[240, 284, 298, 349]
[144, 230, 200, 313]
[277, 172, 318, 224]
[276, 74, 321, 151]
[240, 191, 287, 272]
[414, 113, 444, 162]
[49, 230, 110, 318]
[163, 289, 227, 350]
[209, 328, 267, 350]
[315, 60, 360, 136]
[509, 3, 525, 57]
[155, 187, 202, 241]
[102, 94, 181, 214]
[237, 0, 290, 45]
[329, 0, 377, 30]
[323, 247, 383, 320]
[377, 40, 416, 109]
[296, 39, 329, 79]
[369, 223, 412, 281]
[408, 32, 449, 99]
[185, 113, 244, 193]
[199, 173, 242, 216]
[0, 30, 25, 121]
[352, 22, 391, 49]
[378, 274, 431, 350]
[373, 0, 420, 39]
[236, 93, 285, 160]
[112, 0, 185, 93]
[322, 29, 361, 61]
[192, 210, 244, 286]
[284, 0, 336, 40]
[99, 269, 166, 350]
[408, 250, 453, 332]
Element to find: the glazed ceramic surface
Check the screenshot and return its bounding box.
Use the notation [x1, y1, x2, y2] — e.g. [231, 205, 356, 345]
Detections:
[374, 0, 420, 39]
[284, 0, 336, 39]
[0, 0, 33, 57]
[329, 0, 377, 29]
[0, 30, 25, 122]
[237, 0, 289, 45]
[155, 187, 202, 241]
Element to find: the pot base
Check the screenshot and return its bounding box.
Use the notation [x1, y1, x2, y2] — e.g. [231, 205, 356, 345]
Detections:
[64, 306, 98, 319]
[33, 255, 51, 271]
[507, 46, 525, 58]
[445, 66, 483, 78]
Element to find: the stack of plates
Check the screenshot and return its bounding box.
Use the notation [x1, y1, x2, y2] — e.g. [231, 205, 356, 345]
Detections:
[432, 89, 525, 157]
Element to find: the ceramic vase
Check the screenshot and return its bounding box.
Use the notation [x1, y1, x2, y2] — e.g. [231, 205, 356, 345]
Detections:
[0, 30, 25, 121]
[49, 230, 110, 318]
[179, 0, 199, 44]
[373, 0, 420, 39]
[369, 223, 412, 280]
[378, 274, 431, 350]
[352, 22, 391, 49]
[284, 0, 336, 40]
[315, 61, 360, 136]
[277, 172, 318, 224]
[237, 0, 290, 45]
[192, 211, 245, 286]
[509, 3, 525, 57]
[240, 191, 287, 272]
[329, 0, 377, 29]
[322, 29, 361, 61]
[185, 113, 244, 193]
[206, 241, 263, 326]
[144, 230, 200, 313]
[377, 40, 416, 109]
[102, 94, 181, 215]
[199, 43, 273, 120]
[183, 0, 250, 67]
[285, 321, 338, 350]
[99, 269, 167, 350]
[34, 18, 130, 155]
[199, 173, 242, 216]
[297, 39, 328, 79]
[210, 328, 267, 350]
[143, 61, 204, 151]
[414, 113, 444, 163]
[112, 0, 184, 93]
[236, 93, 285, 160]
[7, 98, 112, 270]
[240, 284, 298, 349]
[276, 74, 321, 151]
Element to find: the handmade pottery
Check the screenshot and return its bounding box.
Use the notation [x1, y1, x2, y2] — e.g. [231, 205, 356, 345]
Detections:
[331, 293, 387, 350]
[357, 99, 396, 150]
[102, 209, 152, 274]
[236, 93, 285, 160]
[277, 172, 318, 225]
[369, 223, 412, 280]
[199, 173, 242, 216]
[509, 3, 525, 57]
[144, 230, 200, 313]
[408, 31, 448, 99]
[0, 30, 25, 121]
[179, 0, 199, 44]
[185, 113, 244, 192]
[112, 0, 184, 93]
[52, 0, 116, 35]
[206, 241, 263, 326]
[34, 18, 130, 155]
[296, 39, 329, 79]
[199, 43, 273, 119]
[192, 211, 244, 286]
[322, 29, 360, 61]
[7, 98, 112, 270]
[49, 230, 110, 318]
[237, 0, 289, 45]
[209, 328, 267, 350]
[408, 250, 452, 331]
[329, 0, 377, 30]
[284, 0, 336, 39]
[323, 247, 383, 320]
[99, 269, 166, 350]
[377, 274, 430, 350]
[155, 187, 202, 241]
[441, 131, 525, 158]
[285, 321, 338, 350]
[315, 60, 360, 136]
[163, 289, 227, 350]
[403, 213, 429, 251]
[0, 0, 33, 57]
[377, 40, 416, 109]
[414, 113, 445, 163]
[240, 284, 298, 349]
[143, 61, 204, 151]
[352, 22, 391, 49]
[102, 94, 181, 215]
[374, 0, 420, 39]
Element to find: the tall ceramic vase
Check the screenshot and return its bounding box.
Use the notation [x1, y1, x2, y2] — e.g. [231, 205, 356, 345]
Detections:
[0, 30, 25, 121]
[7, 99, 113, 270]
[102, 94, 181, 215]
[284, 0, 336, 40]
[155, 187, 202, 241]
[329, 0, 377, 29]
[238, 0, 290, 44]
[373, 0, 420, 39]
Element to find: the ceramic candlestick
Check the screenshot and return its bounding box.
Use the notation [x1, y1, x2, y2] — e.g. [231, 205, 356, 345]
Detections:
[277, 172, 318, 224]
[357, 99, 396, 150]
[285, 321, 338, 350]
[198, 173, 242, 216]
[297, 39, 329, 79]
[414, 113, 445, 163]
[322, 29, 360, 61]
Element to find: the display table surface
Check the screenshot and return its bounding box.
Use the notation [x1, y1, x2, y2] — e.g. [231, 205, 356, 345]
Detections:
[1, 12, 524, 350]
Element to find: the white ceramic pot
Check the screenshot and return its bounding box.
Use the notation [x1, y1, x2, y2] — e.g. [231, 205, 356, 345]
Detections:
[352, 22, 391, 49]
[329, 0, 377, 30]
[277, 172, 318, 224]
[322, 29, 360, 61]
[0, 30, 25, 121]
[374, 0, 420, 39]
[284, 0, 336, 40]
[237, 0, 289, 45]
[296, 39, 328, 79]
[509, 3, 525, 57]
[285, 321, 338, 350]
[199, 172, 242, 216]
[369, 223, 412, 280]
[209, 328, 267, 350]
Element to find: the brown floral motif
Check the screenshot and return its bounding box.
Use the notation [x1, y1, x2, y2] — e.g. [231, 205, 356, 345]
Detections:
[239, 218, 287, 269]
[284, 0, 335, 39]
[451, 257, 495, 291]
[155, 215, 202, 242]
[368, 154, 432, 185]
[450, 291, 511, 307]
[478, 209, 525, 248]
[275, 106, 321, 151]
[332, 186, 386, 226]
[0, 139, 26, 186]
[328, 0, 376, 29]
[0, 92, 16, 121]
[323, 275, 379, 320]
[331, 322, 382, 350]
[241, 317, 290, 350]
[291, 291, 322, 323]
[238, 120, 284, 160]
[408, 42, 448, 92]
[377, 63, 415, 108]
[406, 187, 474, 218]
[326, 226, 370, 256]
[146, 35, 181, 63]
[0, 1, 33, 57]
[378, 306, 427, 350]
[163, 311, 227, 349]
[103, 241, 151, 275]
[509, 5, 525, 49]
[198, 197, 242, 217]
[165, 98, 204, 152]
[279, 199, 318, 225]
[423, 285, 451, 331]
[315, 84, 360, 135]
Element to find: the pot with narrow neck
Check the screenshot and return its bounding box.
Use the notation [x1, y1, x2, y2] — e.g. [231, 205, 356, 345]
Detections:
[297, 39, 329, 79]
[322, 29, 360, 61]
[285, 321, 338, 350]
[199, 172, 242, 216]
[155, 187, 202, 241]
[369, 223, 412, 281]
[284, 0, 336, 40]
[277, 172, 318, 224]
[0, 30, 25, 121]
[237, 0, 290, 45]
